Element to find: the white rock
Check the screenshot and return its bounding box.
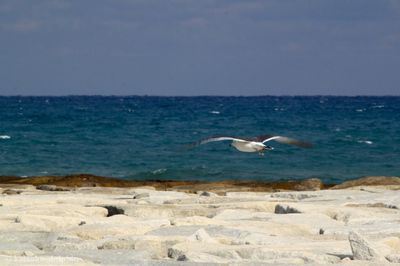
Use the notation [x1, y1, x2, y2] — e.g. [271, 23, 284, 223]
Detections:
[14, 215, 83, 231]
[0, 255, 93, 266]
[1, 184, 400, 265]
[188, 228, 217, 243]
[98, 239, 135, 250]
[386, 254, 400, 263]
[348, 231, 383, 261]
[270, 192, 319, 201]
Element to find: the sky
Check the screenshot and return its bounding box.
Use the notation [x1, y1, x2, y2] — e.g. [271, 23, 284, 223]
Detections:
[0, 0, 399, 96]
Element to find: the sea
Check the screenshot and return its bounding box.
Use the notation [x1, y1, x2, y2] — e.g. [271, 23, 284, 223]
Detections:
[0, 96, 399, 184]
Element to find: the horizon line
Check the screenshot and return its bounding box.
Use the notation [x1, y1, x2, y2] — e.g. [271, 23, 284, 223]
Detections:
[1, 94, 400, 97]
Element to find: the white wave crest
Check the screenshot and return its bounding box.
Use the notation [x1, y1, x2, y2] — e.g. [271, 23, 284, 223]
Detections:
[0, 135, 11, 140]
[210, 111, 220, 114]
[152, 168, 167, 174]
[358, 140, 373, 145]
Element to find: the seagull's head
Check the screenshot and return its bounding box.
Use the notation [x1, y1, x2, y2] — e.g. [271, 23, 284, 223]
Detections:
[264, 145, 274, 150]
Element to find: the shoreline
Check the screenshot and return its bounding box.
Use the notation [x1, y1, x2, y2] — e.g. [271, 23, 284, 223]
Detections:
[1, 174, 399, 193]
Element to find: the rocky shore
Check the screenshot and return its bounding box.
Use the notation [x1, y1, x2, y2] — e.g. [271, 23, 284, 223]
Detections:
[2, 174, 400, 193]
[0, 175, 399, 265]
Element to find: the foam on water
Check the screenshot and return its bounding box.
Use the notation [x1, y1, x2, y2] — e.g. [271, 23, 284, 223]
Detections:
[152, 168, 167, 175]
[0, 135, 11, 139]
[358, 140, 373, 145]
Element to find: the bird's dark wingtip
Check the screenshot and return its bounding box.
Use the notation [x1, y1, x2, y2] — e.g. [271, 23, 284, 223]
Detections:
[299, 141, 314, 148]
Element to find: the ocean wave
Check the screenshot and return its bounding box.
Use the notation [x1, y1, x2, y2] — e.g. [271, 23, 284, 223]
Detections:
[358, 140, 373, 145]
[210, 111, 220, 114]
[0, 135, 11, 140]
[152, 168, 167, 175]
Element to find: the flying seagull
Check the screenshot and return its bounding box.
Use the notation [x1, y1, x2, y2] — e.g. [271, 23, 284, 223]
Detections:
[193, 134, 312, 155]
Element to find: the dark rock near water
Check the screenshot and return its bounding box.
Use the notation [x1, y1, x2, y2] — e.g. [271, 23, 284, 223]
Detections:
[294, 178, 323, 191]
[0, 174, 399, 194]
[333, 176, 400, 189]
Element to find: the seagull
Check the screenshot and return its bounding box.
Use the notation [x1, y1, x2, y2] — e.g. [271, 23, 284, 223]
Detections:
[193, 134, 312, 155]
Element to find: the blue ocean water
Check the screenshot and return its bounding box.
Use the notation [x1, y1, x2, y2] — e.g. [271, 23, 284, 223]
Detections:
[0, 96, 399, 183]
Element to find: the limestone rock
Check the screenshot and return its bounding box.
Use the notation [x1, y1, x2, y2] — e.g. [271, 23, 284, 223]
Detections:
[50, 249, 150, 265]
[383, 236, 400, 252]
[1, 181, 399, 265]
[123, 205, 217, 219]
[14, 214, 83, 231]
[212, 209, 265, 220]
[386, 254, 400, 263]
[348, 231, 383, 261]
[98, 239, 135, 250]
[70, 215, 155, 240]
[0, 255, 94, 266]
[133, 192, 150, 199]
[147, 225, 208, 237]
[134, 238, 171, 259]
[170, 216, 223, 226]
[188, 228, 217, 243]
[270, 192, 318, 200]
[0, 242, 43, 256]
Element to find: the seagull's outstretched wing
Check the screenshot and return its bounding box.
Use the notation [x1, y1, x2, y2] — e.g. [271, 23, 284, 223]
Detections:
[198, 136, 247, 145]
[183, 136, 247, 150]
[256, 135, 313, 148]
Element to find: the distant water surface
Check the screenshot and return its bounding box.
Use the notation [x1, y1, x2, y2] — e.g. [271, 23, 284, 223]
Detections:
[0, 96, 399, 183]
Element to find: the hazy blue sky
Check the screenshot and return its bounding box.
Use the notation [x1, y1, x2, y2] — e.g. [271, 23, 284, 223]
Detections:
[1, 0, 399, 96]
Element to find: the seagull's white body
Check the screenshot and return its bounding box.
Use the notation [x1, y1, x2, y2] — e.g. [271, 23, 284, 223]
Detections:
[194, 135, 312, 155]
[232, 140, 266, 152]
